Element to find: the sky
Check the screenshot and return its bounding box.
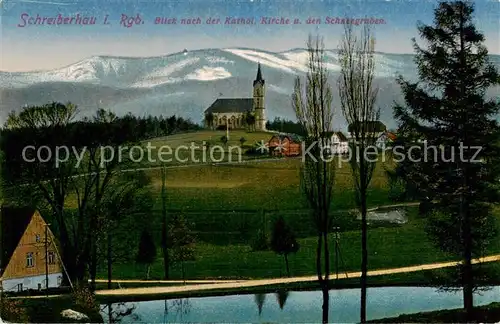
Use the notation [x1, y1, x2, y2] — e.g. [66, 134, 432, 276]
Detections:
[1, 0, 499, 72]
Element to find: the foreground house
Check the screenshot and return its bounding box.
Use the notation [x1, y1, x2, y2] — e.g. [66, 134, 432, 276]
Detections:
[268, 133, 302, 157]
[0, 207, 63, 292]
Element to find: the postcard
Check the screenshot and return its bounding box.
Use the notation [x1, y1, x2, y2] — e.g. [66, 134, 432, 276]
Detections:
[1, 0, 499, 323]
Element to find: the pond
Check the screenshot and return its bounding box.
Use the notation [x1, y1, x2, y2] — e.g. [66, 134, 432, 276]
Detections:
[100, 286, 500, 323]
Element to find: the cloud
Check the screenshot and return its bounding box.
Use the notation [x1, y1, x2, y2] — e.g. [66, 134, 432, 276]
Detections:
[18, 0, 73, 5]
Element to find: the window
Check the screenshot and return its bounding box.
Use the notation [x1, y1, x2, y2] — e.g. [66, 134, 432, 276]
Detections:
[26, 252, 34, 267]
[48, 251, 55, 264]
[35, 234, 41, 243]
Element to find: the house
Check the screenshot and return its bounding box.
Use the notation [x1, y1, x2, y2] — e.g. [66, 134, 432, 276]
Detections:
[376, 131, 397, 149]
[0, 207, 63, 292]
[347, 121, 387, 142]
[268, 133, 302, 157]
[321, 131, 349, 155]
[204, 63, 266, 131]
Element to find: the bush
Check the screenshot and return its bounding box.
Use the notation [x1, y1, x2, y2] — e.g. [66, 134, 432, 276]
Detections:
[1, 299, 29, 322]
[250, 228, 269, 251]
[72, 286, 99, 314]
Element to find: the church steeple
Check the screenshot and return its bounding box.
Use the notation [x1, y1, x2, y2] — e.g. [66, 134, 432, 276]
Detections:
[252, 63, 266, 131]
[253, 63, 265, 86]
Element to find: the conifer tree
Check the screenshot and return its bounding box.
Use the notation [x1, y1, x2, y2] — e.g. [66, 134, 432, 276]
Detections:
[136, 229, 157, 279]
[394, 1, 500, 318]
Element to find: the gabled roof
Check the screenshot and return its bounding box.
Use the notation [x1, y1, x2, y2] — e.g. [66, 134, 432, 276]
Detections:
[321, 131, 348, 142]
[204, 98, 253, 114]
[0, 206, 36, 276]
[269, 133, 302, 143]
[386, 132, 397, 141]
[348, 121, 387, 133]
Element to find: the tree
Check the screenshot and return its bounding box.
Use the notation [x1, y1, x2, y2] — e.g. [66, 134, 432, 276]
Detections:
[1, 103, 83, 283]
[220, 135, 228, 146]
[205, 112, 214, 130]
[160, 165, 170, 279]
[245, 112, 256, 132]
[167, 214, 196, 281]
[338, 24, 379, 323]
[292, 34, 335, 324]
[136, 228, 156, 279]
[270, 216, 299, 277]
[393, 1, 500, 319]
[101, 171, 153, 289]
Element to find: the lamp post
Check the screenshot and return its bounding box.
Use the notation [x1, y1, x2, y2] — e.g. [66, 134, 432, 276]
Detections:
[44, 223, 51, 296]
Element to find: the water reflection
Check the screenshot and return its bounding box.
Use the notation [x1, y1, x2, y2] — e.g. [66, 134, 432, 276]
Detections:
[275, 290, 289, 310]
[321, 287, 329, 324]
[254, 293, 266, 315]
[100, 286, 500, 323]
[102, 302, 138, 323]
[164, 298, 192, 322]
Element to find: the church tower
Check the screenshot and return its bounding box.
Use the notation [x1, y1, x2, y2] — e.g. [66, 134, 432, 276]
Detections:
[252, 63, 266, 131]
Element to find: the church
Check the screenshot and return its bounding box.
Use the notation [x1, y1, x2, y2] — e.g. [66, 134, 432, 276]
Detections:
[204, 64, 266, 131]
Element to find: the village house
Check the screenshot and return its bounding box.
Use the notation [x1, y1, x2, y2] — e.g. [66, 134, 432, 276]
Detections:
[376, 131, 397, 149]
[0, 207, 63, 292]
[268, 133, 302, 157]
[321, 131, 349, 155]
[204, 64, 267, 131]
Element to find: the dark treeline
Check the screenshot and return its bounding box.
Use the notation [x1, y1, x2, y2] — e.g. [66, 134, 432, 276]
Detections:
[266, 117, 307, 136]
[114, 113, 201, 139]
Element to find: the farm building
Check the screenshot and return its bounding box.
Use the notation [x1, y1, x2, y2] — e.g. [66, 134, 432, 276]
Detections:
[0, 207, 63, 292]
[268, 133, 302, 157]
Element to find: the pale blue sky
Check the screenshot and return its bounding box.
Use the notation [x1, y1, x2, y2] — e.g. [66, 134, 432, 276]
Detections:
[1, 0, 499, 71]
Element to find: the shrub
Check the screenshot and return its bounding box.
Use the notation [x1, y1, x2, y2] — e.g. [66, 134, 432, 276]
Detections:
[250, 228, 269, 251]
[1, 299, 29, 323]
[72, 285, 99, 313]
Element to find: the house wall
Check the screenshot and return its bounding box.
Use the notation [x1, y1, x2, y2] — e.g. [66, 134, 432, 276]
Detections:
[2, 273, 63, 292]
[268, 136, 301, 156]
[2, 211, 62, 281]
[210, 112, 245, 129]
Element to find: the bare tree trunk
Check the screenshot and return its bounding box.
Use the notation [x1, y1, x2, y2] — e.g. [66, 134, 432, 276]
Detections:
[360, 186, 368, 323]
[161, 166, 170, 279]
[107, 229, 112, 290]
[338, 23, 379, 324]
[284, 254, 290, 277]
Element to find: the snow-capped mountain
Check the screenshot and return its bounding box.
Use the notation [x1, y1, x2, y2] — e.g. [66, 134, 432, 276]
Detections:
[1, 48, 499, 129]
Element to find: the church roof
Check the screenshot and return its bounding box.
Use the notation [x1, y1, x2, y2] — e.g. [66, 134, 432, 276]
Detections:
[204, 98, 253, 114]
[0, 206, 37, 276]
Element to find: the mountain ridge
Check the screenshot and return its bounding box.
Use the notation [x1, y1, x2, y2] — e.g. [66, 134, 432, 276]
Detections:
[1, 47, 499, 129]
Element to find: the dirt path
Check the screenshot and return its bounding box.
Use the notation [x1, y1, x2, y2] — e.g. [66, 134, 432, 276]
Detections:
[95, 254, 500, 297]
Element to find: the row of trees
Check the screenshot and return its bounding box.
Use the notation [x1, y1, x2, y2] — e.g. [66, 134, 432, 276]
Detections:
[293, 1, 499, 323]
[0, 105, 199, 289]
